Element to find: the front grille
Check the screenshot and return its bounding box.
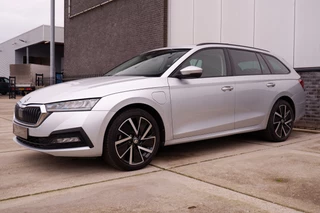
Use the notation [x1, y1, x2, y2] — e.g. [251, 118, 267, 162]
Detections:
[15, 104, 41, 125]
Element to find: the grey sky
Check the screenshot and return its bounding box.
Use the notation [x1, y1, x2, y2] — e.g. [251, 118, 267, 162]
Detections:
[0, 0, 64, 43]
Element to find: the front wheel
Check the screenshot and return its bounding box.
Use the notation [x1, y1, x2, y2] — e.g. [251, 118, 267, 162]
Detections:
[264, 100, 294, 142]
[103, 109, 160, 171]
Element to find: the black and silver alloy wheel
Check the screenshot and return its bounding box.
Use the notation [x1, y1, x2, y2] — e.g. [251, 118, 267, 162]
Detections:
[264, 100, 294, 142]
[103, 109, 160, 171]
[273, 104, 293, 138]
[115, 117, 156, 165]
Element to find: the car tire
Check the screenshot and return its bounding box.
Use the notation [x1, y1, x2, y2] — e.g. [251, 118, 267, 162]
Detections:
[1, 92, 7, 95]
[103, 108, 161, 171]
[264, 100, 294, 142]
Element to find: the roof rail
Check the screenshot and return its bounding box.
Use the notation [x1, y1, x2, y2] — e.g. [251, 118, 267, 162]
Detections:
[197, 43, 269, 52]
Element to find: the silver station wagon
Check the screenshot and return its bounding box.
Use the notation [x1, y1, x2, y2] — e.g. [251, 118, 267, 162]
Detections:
[13, 43, 306, 170]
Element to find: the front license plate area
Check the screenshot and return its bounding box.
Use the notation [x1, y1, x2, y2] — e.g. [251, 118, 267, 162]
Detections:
[13, 123, 28, 139]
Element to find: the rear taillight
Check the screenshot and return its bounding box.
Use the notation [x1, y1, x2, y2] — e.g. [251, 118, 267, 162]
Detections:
[299, 79, 304, 90]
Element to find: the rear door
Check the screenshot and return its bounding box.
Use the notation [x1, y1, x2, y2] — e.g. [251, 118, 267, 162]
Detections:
[228, 49, 279, 129]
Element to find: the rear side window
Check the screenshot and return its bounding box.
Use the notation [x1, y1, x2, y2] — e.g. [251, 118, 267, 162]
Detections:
[229, 49, 262, 75]
[4, 78, 9, 83]
[264, 55, 290, 74]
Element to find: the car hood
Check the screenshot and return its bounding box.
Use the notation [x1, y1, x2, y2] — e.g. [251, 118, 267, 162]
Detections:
[20, 76, 168, 104]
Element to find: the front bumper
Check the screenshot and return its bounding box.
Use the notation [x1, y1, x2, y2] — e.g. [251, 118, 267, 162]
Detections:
[14, 110, 115, 157]
[16, 127, 93, 149]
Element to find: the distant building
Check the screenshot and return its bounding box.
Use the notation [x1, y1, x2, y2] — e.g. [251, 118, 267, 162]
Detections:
[64, 0, 319, 130]
[0, 25, 64, 78]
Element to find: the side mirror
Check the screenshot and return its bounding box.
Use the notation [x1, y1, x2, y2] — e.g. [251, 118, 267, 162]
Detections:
[178, 66, 202, 78]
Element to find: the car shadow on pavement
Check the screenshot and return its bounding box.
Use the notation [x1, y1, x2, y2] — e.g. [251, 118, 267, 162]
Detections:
[20, 132, 266, 172]
[153, 132, 267, 168]
[20, 151, 115, 172]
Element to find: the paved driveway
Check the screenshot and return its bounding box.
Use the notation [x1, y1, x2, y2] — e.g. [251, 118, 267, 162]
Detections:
[0, 96, 319, 212]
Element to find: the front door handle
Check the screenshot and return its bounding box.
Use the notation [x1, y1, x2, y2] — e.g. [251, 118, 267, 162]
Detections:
[266, 83, 276, 88]
[221, 86, 234, 92]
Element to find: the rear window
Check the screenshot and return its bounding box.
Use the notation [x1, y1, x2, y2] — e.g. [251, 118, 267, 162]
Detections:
[264, 55, 290, 74]
[229, 49, 262, 75]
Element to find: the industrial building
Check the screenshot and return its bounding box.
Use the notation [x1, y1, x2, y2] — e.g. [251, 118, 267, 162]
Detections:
[0, 25, 64, 80]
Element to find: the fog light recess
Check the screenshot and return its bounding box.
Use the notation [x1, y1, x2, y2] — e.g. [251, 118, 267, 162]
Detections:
[53, 137, 81, 144]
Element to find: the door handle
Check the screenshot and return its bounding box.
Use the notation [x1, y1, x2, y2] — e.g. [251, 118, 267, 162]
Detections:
[266, 83, 276, 88]
[221, 86, 234, 92]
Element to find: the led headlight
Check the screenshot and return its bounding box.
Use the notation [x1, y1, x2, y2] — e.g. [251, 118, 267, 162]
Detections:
[46, 99, 100, 112]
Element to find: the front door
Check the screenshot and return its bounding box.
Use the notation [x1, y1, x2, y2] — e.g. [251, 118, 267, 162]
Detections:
[168, 48, 235, 139]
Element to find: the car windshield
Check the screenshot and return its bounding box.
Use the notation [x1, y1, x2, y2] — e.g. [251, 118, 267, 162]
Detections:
[105, 49, 190, 77]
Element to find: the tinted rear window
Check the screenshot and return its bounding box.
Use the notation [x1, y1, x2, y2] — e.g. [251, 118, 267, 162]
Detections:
[264, 55, 290, 74]
[229, 49, 262, 75]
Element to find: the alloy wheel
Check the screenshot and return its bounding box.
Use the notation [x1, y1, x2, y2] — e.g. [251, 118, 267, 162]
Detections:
[114, 116, 156, 165]
[273, 104, 293, 138]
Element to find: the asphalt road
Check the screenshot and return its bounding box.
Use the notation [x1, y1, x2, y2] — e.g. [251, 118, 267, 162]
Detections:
[0, 95, 319, 213]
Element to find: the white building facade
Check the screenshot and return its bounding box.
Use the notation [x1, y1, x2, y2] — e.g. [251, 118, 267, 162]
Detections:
[168, 0, 320, 70]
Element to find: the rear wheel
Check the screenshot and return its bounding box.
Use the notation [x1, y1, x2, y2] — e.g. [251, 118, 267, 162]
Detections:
[1, 91, 7, 95]
[103, 109, 160, 171]
[264, 100, 294, 142]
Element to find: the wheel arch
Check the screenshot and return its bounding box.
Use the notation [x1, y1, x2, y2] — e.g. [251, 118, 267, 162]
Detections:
[263, 94, 296, 129]
[103, 103, 166, 148]
[277, 96, 296, 119]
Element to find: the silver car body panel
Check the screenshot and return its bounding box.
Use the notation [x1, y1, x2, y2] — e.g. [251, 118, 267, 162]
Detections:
[14, 44, 305, 157]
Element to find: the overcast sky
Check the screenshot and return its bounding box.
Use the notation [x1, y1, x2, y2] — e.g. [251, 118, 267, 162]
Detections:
[0, 0, 64, 43]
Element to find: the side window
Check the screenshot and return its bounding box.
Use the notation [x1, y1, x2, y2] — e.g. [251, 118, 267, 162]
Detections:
[257, 54, 271, 74]
[4, 78, 9, 83]
[179, 49, 227, 78]
[264, 55, 290, 74]
[229, 49, 262, 75]
[0, 78, 4, 83]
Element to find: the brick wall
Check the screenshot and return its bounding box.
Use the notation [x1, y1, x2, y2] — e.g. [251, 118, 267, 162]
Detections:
[64, 0, 167, 78]
[295, 71, 320, 130]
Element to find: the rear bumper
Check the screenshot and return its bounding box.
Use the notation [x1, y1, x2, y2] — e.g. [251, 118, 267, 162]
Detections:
[294, 101, 305, 122]
[292, 88, 306, 122]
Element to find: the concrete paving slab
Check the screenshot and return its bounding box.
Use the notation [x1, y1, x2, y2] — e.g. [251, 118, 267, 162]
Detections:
[173, 148, 320, 213]
[0, 115, 14, 121]
[0, 118, 13, 135]
[0, 132, 24, 152]
[0, 171, 301, 213]
[0, 150, 159, 201]
[152, 136, 271, 169]
[286, 136, 320, 154]
[239, 131, 318, 147]
[0, 118, 12, 127]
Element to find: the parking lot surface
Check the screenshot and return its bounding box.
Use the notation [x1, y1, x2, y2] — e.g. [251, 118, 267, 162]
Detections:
[0, 95, 319, 212]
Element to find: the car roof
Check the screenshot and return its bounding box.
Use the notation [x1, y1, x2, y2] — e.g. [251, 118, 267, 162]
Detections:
[196, 43, 269, 52]
[147, 43, 270, 54]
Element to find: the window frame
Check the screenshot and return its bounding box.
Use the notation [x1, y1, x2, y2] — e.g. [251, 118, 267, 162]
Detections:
[261, 53, 291, 75]
[169, 48, 232, 78]
[256, 53, 272, 75]
[227, 48, 271, 76]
